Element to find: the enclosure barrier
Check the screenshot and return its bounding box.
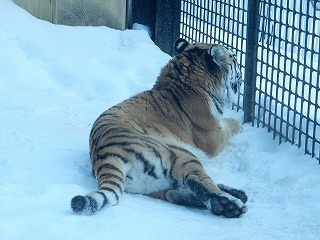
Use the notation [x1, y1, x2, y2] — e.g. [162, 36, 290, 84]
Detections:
[13, 0, 132, 30]
[133, 0, 320, 162]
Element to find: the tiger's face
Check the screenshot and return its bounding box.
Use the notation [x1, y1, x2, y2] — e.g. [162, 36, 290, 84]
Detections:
[174, 38, 243, 105]
[214, 46, 243, 104]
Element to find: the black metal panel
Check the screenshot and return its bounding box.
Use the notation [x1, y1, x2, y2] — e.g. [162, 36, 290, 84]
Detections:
[155, 0, 181, 55]
[132, 0, 156, 39]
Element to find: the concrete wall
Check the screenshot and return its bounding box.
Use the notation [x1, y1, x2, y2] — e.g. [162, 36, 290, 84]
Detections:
[13, 0, 52, 22]
[12, 0, 131, 30]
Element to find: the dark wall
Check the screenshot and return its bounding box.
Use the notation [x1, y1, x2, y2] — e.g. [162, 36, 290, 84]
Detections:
[132, 0, 156, 39]
[132, 0, 180, 56]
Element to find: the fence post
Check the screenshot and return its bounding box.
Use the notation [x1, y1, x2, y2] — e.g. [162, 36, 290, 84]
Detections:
[243, 0, 261, 123]
[154, 0, 181, 56]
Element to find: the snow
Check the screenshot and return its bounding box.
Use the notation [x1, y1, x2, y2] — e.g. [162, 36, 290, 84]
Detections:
[0, 0, 320, 239]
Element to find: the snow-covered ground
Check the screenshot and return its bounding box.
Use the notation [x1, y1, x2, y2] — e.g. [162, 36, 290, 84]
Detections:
[1, 0, 320, 239]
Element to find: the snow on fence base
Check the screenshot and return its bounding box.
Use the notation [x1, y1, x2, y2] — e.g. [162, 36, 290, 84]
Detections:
[178, 0, 320, 162]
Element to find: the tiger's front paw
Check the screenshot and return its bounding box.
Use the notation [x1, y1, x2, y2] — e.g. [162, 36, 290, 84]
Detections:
[223, 118, 242, 136]
[206, 192, 247, 218]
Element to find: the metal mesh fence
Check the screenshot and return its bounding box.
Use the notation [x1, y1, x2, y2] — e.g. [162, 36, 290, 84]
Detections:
[179, 0, 320, 161]
[257, 0, 320, 160]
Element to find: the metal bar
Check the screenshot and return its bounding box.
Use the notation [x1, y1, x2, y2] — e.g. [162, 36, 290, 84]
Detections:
[243, 0, 260, 123]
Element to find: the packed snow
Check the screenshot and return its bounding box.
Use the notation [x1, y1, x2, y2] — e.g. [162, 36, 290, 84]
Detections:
[0, 0, 320, 239]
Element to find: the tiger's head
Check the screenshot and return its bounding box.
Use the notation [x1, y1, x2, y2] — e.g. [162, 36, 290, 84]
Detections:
[172, 38, 243, 115]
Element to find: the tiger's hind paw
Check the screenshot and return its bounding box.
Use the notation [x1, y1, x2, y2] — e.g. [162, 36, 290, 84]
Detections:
[217, 184, 248, 204]
[207, 192, 247, 218]
[185, 177, 247, 218]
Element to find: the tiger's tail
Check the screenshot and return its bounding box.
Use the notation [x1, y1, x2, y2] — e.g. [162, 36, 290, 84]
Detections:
[71, 156, 125, 215]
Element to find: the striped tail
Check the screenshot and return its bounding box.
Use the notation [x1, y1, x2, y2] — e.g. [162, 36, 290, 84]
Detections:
[71, 185, 124, 215]
[71, 159, 125, 215]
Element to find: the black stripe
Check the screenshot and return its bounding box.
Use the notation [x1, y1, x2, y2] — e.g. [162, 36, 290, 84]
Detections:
[173, 74, 198, 95]
[91, 122, 124, 141]
[147, 143, 168, 177]
[99, 173, 123, 183]
[90, 122, 109, 140]
[103, 134, 160, 148]
[109, 105, 122, 111]
[92, 169, 96, 178]
[162, 168, 168, 177]
[169, 149, 178, 179]
[97, 141, 132, 153]
[138, 135, 164, 147]
[126, 175, 133, 180]
[99, 180, 123, 194]
[96, 163, 123, 176]
[149, 91, 168, 117]
[181, 159, 202, 167]
[99, 187, 120, 203]
[123, 148, 158, 179]
[198, 85, 224, 115]
[96, 191, 108, 209]
[97, 135, 164, 152]
[98, 112, 120, 119]
[167, 89, 186, 114]
[87, 196, 98, 212]
[184, 173, 208, 186]
[170, 60, 186, 79]
[214, 102, 224, 114]
[158, 91, 186, 123]
[99, 127, 132, 142]
[136, 94, 158, 113]
[96, 152, 129, 164]
[96, 141, 145, 160]
[166, 144, 197, 158]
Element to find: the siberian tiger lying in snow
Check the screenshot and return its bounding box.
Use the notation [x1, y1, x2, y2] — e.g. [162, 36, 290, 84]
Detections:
[71, 38, 247, 218]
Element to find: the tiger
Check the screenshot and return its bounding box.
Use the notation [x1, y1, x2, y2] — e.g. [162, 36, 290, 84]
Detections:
[71, 38, 247, 218]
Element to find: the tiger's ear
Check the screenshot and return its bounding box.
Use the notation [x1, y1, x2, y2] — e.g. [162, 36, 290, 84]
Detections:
[207, 45, 231, 68]
[174, 38, 189, 53]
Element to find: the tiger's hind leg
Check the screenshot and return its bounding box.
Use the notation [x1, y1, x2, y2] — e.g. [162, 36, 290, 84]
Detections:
[149, 183, 248, 210]
[169, 151, 247, 218]
[165, 189, 206, 209]
[148, 189, 206, 209]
